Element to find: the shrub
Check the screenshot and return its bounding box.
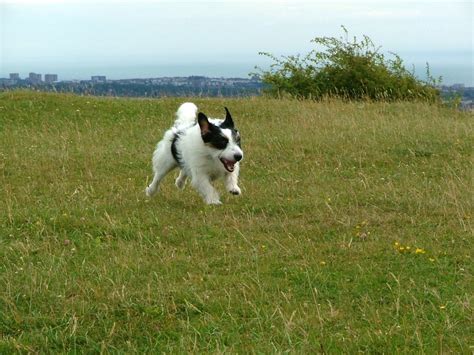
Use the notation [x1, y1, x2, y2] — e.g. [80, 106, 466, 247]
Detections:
[255, 26, 441, 102]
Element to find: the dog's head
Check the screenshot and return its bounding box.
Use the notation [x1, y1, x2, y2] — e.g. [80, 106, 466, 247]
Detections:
[197, 107, 243, 173]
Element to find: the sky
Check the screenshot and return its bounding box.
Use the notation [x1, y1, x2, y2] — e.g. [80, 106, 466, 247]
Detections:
[0, 0, 473, 84]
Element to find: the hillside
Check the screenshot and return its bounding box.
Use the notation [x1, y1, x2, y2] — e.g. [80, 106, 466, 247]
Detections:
[0, 91, 472, 352]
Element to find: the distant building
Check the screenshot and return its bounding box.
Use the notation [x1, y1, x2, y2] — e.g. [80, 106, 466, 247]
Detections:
[9, 73, 20, 80]
[0, 78, 15, 86]
[28, 72, 42, 84]
[44, 74, 58, 83]
[451, 83, 465, 90]
[460, 100, 473, 111]
[91, 75, 106, 83]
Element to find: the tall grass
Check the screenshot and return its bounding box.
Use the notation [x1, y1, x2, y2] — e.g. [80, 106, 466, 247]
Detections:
[0, 91, 472, 352]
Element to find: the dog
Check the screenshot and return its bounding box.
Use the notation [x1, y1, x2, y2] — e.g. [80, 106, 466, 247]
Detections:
[145, 103, 243, 205]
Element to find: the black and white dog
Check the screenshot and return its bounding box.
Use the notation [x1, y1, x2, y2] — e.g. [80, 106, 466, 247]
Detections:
[146, 103, 243, 205]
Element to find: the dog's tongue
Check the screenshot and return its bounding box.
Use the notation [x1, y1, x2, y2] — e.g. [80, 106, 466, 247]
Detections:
[221, 158, 235, 172]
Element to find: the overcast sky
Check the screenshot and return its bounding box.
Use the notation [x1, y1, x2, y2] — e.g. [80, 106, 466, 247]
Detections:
[0, 0, 472, 82]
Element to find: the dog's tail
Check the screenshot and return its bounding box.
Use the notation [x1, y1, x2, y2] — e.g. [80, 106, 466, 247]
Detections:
[174, 102, 198, 127]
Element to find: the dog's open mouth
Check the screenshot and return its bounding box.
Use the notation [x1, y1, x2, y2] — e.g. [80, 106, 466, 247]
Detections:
[220, 158, 236, 172]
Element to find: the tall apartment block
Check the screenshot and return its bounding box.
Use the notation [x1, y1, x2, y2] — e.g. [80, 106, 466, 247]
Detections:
[45, 74, 58, 83]
[28, 72, 42, 83]
[91, 75, 106, 83]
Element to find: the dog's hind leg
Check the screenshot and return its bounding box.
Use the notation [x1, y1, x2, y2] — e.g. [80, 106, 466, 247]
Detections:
[175, 170, 187, 190]
[146, 172, 161, 197]
[145, 152, 176, 198]
[225, 163, 241, 195]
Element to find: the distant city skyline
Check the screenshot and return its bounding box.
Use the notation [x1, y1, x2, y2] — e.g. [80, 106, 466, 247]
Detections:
[1, 0, 472, 85]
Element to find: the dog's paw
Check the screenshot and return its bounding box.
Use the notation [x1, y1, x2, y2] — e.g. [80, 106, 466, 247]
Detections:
[205, 198, 222, 205]
[209, 201, 222, 205]
[175, 178, 186, 190]
[228, 186, 241, 195]
[145, 185, 158, 197]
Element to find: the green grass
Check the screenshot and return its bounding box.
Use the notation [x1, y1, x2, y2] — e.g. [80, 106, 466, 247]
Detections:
[0, 91, 472, 353]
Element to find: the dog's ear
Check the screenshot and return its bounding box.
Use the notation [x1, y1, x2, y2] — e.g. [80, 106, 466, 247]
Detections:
[198, 112, 212, 135]
[221, 107, 234, 129]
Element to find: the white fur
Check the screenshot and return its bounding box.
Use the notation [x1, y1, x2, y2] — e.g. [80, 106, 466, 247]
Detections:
[174, 102, 198, 127]
[145, 102, 243, 205]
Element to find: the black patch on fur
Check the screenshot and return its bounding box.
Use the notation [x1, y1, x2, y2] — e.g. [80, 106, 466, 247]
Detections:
[220, 107, 234, 129]
[171, 133, 183, 166]
[202, 127, 229, 150]
[220, 108, 241, 147]
[197, 112, 211, 135]
[199, 109, 240, 150]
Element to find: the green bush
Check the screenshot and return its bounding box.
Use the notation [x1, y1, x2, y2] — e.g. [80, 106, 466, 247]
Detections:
[255, 27, 441, 102]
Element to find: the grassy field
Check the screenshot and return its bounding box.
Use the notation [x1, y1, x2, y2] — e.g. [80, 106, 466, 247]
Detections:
[0, 91, 472, 353]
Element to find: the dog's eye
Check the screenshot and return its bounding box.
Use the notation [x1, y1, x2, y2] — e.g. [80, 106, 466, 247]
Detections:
[210, 135, 229, 150]
[233, 130, 241, 145]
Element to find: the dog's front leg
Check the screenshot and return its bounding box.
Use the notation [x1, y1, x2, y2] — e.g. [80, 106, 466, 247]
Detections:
[225, 163, 241, 195]
[192, 176, 221, 205]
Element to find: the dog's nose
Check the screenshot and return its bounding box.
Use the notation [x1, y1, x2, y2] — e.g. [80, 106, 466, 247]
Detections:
[234, 153, 242, 162]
